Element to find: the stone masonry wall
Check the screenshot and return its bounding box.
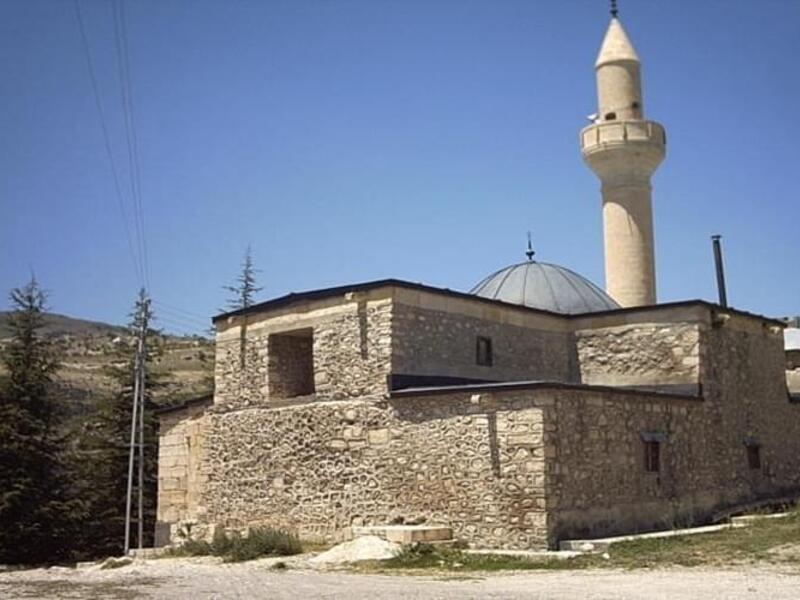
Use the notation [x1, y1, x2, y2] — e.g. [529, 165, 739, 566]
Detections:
[575, 322, 701, 392]
[213, 323, 268, 406]
[185, 393, 553, 549]
[313, 300, 392, 399]
[392, 302, 575, 384]
[157, 401, 210, 534]
[160, 374, 800, 550]
[546, 390, 706, 541]
[703, 318, 800, 499]
[213, 297, 392, 404]
[550, 317, 800, 542]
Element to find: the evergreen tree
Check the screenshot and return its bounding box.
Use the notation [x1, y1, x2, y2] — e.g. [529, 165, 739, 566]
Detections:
[0, 278, 75, 564]
[224, 246, 263, 310]
[72, 289, 162, 557]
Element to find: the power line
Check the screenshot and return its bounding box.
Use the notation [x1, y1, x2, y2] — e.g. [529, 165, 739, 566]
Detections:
[156, 323, 209, 338]
[74, 0, 144, 288]
[113, 0, 150, 291]
[151, 299, 210, 321]
[153, 315, 210, 336]
[154, 308, 208, 327]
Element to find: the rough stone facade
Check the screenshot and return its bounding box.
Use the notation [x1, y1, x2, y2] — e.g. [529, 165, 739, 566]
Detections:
[214, 294, 393, 405]
[158, 283, 800, 550]
[575, 322, 701, 393]
[392, 297, 574, 384]
[195, 394, 550, 548]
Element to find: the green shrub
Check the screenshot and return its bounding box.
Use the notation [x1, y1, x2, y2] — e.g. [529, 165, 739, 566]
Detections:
[225, 528, 303, 563]
[163, 526, 302, 562]
[180, 538, 213, 556]
[210, 528, 234, 556]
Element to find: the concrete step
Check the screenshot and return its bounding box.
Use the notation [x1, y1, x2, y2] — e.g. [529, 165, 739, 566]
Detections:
[351, 525, 453, 544]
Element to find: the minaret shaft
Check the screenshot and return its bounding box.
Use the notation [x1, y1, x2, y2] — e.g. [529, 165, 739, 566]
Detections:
[581, 17, 665, 307]
[602, 182, 656, 306]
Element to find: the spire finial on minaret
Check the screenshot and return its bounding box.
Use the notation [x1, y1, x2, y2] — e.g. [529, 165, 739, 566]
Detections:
[525, 232, 535, 261]
[610, 0, 619, 18]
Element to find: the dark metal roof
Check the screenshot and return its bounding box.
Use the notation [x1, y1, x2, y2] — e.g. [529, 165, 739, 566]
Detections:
[211, 278, 785, 327]
[470, 261, 620, 314]
[155, 394, 213, 415]
[389, 379, 704, 401]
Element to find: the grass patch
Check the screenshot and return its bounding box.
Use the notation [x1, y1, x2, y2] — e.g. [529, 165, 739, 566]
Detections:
[375, 544, 581, 572]
[602, 509, 800, 569]
[164, 527, 303, 563]
[367, 509, 800, 573]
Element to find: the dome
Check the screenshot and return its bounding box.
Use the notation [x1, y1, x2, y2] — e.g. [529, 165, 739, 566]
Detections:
[470, 260, 620, 315]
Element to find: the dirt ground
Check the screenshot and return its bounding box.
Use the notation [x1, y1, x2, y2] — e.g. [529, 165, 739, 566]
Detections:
[1, 557, 800, 599]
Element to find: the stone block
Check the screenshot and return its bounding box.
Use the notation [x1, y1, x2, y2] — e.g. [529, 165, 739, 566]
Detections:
[367, 428, 390, 445]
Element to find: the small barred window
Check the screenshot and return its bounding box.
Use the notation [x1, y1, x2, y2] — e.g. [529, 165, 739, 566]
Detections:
[644, 440, 661, 473]
[476, 336, 493, 367]
[747, 444, 761, 470]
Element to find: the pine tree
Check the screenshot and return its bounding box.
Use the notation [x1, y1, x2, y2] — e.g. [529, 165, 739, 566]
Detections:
[224, 246, 263, 310]
[72, 289, 162, 557]
[0, 278, 75, 564]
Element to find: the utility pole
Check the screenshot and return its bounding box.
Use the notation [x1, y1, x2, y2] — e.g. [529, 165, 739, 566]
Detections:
[124, 293, 150, 555]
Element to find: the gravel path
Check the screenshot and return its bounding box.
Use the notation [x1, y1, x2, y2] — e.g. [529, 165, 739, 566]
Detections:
[1, 557, 799, 599]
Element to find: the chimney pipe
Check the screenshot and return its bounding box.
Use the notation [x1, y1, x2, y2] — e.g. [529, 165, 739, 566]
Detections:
[711, 235, 728, 307]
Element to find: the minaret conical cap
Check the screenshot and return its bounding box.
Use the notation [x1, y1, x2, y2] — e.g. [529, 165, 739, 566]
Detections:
[595, 18, 640, 67]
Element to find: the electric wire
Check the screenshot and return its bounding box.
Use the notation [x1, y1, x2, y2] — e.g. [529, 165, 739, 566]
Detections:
[153, 310, 209, 330]
[151, 299, 210, 321]
[153, 318, 199, 334]
[153, 313, 210, 335]
[113, 0, 150, 291]
[153, 308, 208, 327]
[73, 0, 144, 288]
[120, 0, 150, 291]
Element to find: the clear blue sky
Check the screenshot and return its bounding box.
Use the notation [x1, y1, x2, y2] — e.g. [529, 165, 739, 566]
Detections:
[2, 0, 799, 334]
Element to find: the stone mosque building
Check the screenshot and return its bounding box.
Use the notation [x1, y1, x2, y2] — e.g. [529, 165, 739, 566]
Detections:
[156, 14, 800, 549]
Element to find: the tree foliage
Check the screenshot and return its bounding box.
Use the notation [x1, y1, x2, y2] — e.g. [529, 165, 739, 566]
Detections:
[224, 246, 263, 310]
[0, 278, 77, 564]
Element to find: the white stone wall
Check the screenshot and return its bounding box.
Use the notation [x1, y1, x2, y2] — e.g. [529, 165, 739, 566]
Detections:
[157, 401, 210, 530]
[575, 322, 701, 392]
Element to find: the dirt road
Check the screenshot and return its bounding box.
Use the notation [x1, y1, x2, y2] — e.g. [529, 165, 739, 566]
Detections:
[1, 557, 798, 599]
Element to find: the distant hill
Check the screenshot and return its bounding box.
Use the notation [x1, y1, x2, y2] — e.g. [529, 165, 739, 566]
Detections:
[0, 311, 129, 339]
[0, 311, 214, 410]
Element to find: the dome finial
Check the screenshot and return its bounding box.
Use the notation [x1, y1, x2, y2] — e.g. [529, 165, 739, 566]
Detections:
[610, 0, 619, 18]
[526, 231, 536, 261]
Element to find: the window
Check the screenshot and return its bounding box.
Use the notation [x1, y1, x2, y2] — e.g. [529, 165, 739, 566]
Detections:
[476, 336, 493, 366]
[644, 440, 661, 472]
[747, 444, 761, 470]
[604, 111, 617, 121]
[267, 328, 315, 398]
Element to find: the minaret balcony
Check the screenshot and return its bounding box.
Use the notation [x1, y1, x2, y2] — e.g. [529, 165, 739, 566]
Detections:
[581, 120, 666, 178]
[580, 120, 666, 154]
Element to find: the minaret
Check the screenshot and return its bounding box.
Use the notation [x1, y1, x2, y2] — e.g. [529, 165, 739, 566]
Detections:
[580, 7, 666, 307]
